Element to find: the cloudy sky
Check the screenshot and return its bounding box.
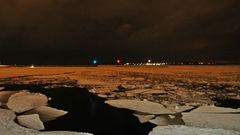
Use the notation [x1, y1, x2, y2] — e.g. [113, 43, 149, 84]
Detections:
[0, 0, 239, 64]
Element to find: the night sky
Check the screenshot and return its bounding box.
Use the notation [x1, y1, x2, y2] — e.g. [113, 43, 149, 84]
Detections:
[0, 0, 240, 65]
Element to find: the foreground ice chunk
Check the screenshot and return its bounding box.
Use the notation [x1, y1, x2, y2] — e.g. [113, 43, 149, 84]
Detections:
[149, 125, 240, 135]
[105, 99, 174, 115]
[25, 106, 68, 122]
[17, 114, 45, 130]
[7, 91, 48, 113]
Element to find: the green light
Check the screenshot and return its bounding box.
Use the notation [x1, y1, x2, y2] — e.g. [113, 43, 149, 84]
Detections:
[93, 60, 97, 64]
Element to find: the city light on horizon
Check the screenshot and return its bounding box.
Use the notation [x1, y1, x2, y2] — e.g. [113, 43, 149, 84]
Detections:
[29, 65, 35, 68]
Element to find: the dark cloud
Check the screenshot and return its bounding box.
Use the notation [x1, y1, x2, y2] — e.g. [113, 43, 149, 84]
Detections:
[0, 0, 239, 64]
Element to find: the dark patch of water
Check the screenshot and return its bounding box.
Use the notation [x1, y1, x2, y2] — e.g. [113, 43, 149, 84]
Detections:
[213, 97, 240, 109]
